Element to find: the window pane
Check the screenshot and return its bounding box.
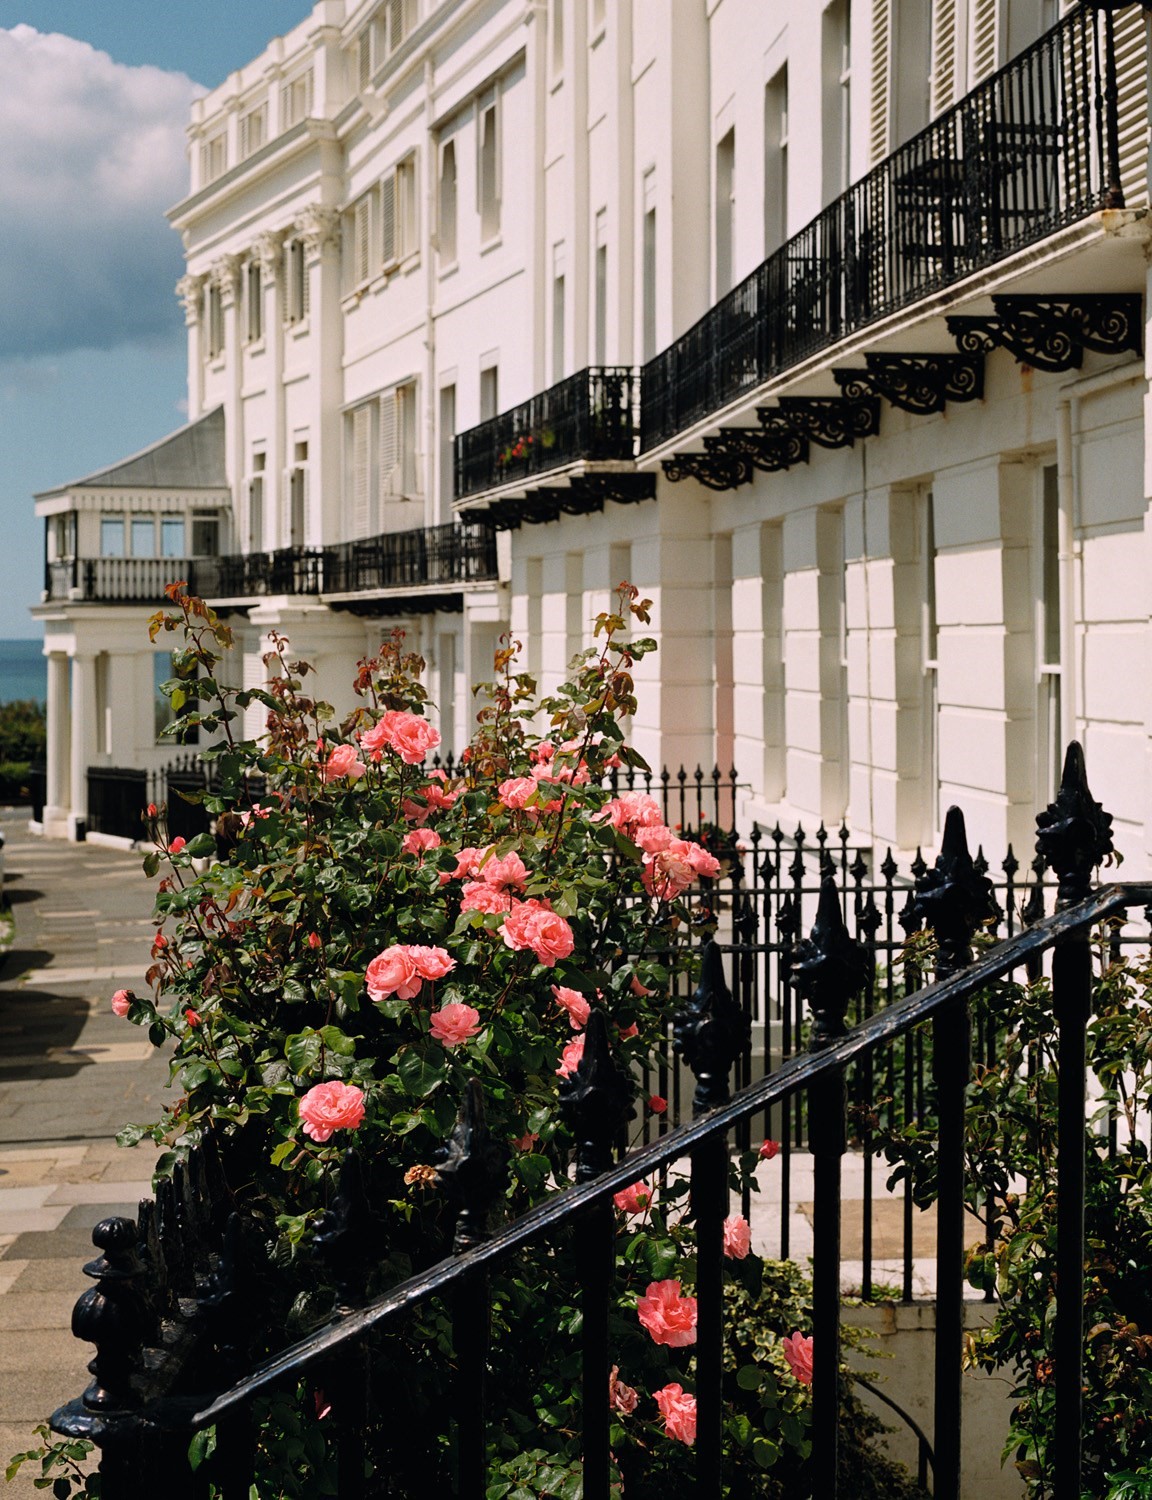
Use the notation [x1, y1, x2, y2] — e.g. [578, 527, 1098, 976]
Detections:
[161, 518, 185, 558]
[101, 517, 125, 558]
[131, 517, 155, 557]
[192, 515, 220, 556]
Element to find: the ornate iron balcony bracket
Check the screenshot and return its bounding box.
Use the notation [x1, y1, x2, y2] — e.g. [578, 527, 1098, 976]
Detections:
[567, 472, 656, 508]
[703, 426, 810, 473]
[947, 295, 1142, 373]
[833, 355, 984, 415]
[661, 450, 755, 491]
[770, 397, 882, 448]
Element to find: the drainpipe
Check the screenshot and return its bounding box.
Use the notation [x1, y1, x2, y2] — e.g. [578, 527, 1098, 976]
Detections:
[1055, 397, 1077, 754]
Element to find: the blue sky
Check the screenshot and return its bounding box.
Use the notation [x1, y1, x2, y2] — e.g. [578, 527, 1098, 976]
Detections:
[0, 2, 313, 636]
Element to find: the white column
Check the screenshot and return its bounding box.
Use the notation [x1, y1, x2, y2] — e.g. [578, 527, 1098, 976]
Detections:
[176, 275, 206, 421]
[44, 652, 71, 828]
[297, 207, 342, 547]
[68, 652, 97, 838]
[256, 231, 285, 554]
[214, 255, 243, 529]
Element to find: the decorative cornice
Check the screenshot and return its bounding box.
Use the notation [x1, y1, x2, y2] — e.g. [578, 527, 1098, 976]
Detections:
[703, 426, 809, 473]
[295, 204, 341, 256]
[769, 396, 882, 448]
[175, 273, 207, 326]
[254, 230, 287, 278]
[947, 294, 1143, 374]
[832, 354, 984, 415]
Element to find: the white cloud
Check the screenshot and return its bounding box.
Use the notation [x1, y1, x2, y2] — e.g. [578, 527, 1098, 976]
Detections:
[0, 26, 200, 357]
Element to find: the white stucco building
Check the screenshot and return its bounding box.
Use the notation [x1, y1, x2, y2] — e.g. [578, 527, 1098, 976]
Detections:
[31, 0, 1152, 870]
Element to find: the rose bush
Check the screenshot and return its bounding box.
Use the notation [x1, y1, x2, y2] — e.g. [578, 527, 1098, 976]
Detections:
[9, 584, 929, 1499]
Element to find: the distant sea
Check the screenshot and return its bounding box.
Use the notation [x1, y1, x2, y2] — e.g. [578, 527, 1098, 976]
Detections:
[0, 639, 46, 706]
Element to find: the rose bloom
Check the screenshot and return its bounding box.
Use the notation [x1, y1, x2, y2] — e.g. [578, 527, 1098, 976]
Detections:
[184, 1009, 202, 1027]
[637, 1280, 698, 1347]
[609, 1366, 639, 1416]
[408, 945, 456, 982]
[630, 973, 655, 998]
[647, 1094, 668, 1115]
[782, 1331, 814, 1385]
[555, 1033, 586, 1078]
[169, 836, 187, 854]
[389, 712, 441, 766]
[400, 796, 431, 826]
[552, 984, 591, 1030]
[613, 1181, 652, 1215]
[500, 899, 574, 967]
[321, 743, 367, 782]
[460, 881, 515, 914]
[497, 776, 538, 811]
[422, 780, 458, 812]
[298, 1081, 366, 1143]
[759, 1138, 781, 1161]
[596, 791, 665, 834]
[452, 846, 488, 879]
[723, 1215, 752, 1259]
[641, 837, 718, 900]
[653, 1384, 697, 1446]
[513, 1130, 540, 1152]
[111, 989, 132, 1018]
[307, 932, 322, 950]
[617, 1021, 639, 1040]
[632, 823, 675, 854]
[366, 945, 421, 1001]
[401, 828, 442, 858]
[429, 1002, 482, 1048]
[480, 850, 529, 891]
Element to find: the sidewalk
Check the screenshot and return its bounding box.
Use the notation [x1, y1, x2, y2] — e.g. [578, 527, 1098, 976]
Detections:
[0, 813, 167, 1493]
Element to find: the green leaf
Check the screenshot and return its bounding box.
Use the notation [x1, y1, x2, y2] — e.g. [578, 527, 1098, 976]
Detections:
[270, 1140, 296, 1167]
[736, 1363, 764, 1391]
[752, 1437, 779, 1469]
[142, 851, 160, 878]
[397, 1048, 446, 1099]
[285, 1031, 322, 1077]
[182, 831, 216, 858]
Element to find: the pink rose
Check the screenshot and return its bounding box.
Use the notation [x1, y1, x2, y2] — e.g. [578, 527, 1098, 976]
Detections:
[552, 984, 591, 1030]
[723, 1215, 752, 1259]
[759, 1138, 781, 1161]
[782, 1331, 814, 1385]
[630, 973, 655, 998]
[429, 1002, 482, 1048]
[111, 989, 132, 1018]
[307, 932, 322, 950]
[556, 1033, 586, 1078]
[298, 1080, 366, 1142]
[481, 850, 529, 891]
[531, 741, 555, 764]
[613, 1181, 652, 1215]
[684, 842, 721, 879]
[637, 1280, 698, 1347]
[497, 776, 538, 811]
[617, 1021, 639, 1040]
[460, 881, 515, 914]
[365, 945, 421, 1001]
[647, 1094, 667, 1114]
[653, 1383, 697, 1445]
[596, 791, 664, 834]
[452, 846, 488, 879]
[408, 945, 455, 982]
[184, 1008, 202, 1027]
[609, 1365, 639, 1416]
[422, 780, 458, 811]
[400, 797, 431, 826]
[641, 839, 699, 901]
[402, 828, 442, 859]
[632, 823, 675, 854]
[321, 743, 367, 782]
[513, 1130, 539, 1152]
[169, 836, 187, 854]
[389, 712, 441, 766]
[500, 899, 574, 967]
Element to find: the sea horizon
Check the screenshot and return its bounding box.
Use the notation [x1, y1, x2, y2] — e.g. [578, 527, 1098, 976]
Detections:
[0, 638, 46, 706]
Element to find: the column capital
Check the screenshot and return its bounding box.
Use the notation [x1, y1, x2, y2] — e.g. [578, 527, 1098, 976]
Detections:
[254, 229, 286, 278]
[175, 272, 207, 326]
[211, 254, 243, 305]
[295, 204, 341, 257]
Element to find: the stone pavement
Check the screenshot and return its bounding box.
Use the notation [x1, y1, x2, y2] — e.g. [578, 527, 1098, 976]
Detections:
[0, 813, 167, 1495]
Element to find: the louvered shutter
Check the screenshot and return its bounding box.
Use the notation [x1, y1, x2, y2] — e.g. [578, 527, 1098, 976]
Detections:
[358, 31, 372, 91]
[387, 0, 404, 55]
[381, 173, 397, 267]
[351, 406, 371, 537]
[354, 197, 372, 285]
[238, 113, 250, 161]
[299, 246, 311, 321]
[869, 0, 892, 165]
[930, 0, 960, 117]
[969, 0, 998, 85]
[1112, 8, 1148, 209]
[380, 392, 400, 498]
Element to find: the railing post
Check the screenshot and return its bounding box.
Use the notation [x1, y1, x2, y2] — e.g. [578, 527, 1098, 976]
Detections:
[907, 806, 998, 1500]
[1035, 742, 1114, 1499]
[791, 877, 868, 1499]
[558, 1010, 634, 1500]
[435, 1079, 510, 1500]
[673, 941, 751, 1499]
[51, 1217, 156, 1498]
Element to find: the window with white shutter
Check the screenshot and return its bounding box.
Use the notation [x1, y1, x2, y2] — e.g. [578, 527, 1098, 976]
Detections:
[381, 173, 398, 268]
[238, 104, 267, 160]
[869, 0, 892, 165]
[351, 193, 373, 287]
[281, 69, 313, 129]
[1113, 7, 1149, 210]
[438, 140, 457, 264]
[246, 261, 263, 342]
[200, 131, 227, 185]
[478, 93, 500, 242]
[380, 391, 400, 500]
[969, 0, 999, 85]
[350, 404, 373, 537]
[929, 0, 962, 117]
[357, 28, 373, 92]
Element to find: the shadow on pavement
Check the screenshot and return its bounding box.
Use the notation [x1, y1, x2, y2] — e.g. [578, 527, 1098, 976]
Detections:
[0, 985, 92, 1076]
[0, 949, 53, 982]
[3, 887, 44, 905]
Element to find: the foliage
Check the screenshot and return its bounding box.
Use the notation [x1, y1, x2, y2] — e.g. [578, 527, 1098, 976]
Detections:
[880, 938, 1152, 1499]
[10, 584, 925, 1497]
[0, 699, 45, 764]
[5, 1425, 96, 1496]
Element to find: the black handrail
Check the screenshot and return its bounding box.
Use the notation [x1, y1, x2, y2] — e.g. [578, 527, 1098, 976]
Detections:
[187, 880, 1150, 1425]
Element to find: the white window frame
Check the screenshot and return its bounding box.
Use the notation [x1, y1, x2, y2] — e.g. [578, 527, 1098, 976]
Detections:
[280, 68, 313, 130]
[438, 138, 458, 267]
[477, 87, 501, 245]
[200, 130, 227, 186]
[284, 238, 309, 325]
[238, 102, 268, 160]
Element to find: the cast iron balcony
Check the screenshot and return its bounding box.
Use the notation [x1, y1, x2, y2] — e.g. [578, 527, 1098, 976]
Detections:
[641, 3, 1134, 450]
[324, 519, 498, 596]
[454, 367, 639, 502]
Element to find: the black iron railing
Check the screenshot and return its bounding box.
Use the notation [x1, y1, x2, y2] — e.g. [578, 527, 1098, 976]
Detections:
[198, 547, 326, 598]
[50, 743, 1135, 1498]
[85, 755, 264, 843]
[454, 367, 639, 500]
[641, 4, 1128, 449]
[324, 519, 499, 594]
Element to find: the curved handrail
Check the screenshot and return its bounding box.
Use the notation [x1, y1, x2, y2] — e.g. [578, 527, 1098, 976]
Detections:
[854, 1374, 935, 1488]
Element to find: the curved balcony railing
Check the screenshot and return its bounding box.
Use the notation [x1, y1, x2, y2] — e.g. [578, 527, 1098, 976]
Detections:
[640, 4, 1130, 450]
[43, 522, 499, 606]
[454, 366, 639, 501]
